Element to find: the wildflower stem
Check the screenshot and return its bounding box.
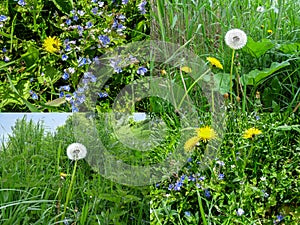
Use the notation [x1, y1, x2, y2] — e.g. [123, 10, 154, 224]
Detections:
[197, 189, 208, 225]
[177, 69, 210, 110]
[62, 160, 78, 222]
[243, 141, 254, 172]
[229, 49, 235, 104]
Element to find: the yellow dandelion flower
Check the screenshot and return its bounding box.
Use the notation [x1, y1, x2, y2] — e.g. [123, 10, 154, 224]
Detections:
[43, 36, 62, 53]
[60, 172, 68, 178]
[184, 136, 200, 152]
[160, 69, 167, 75]
[206, 57, 223, 70]
[267, 29, 273, 35]
[243, 127, 262, 139]
[180, 66, 192, 73]
[196, 126, 217, 142]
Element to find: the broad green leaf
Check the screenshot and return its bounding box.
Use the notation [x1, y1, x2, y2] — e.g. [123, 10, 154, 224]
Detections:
[278, 42, 300, 55]
[6, 74, 40, 112]
[21, 46, 39, 68]
[241, 61, 290, 86]
[244, 37, 275, 58]
[51, 0, 74, 14]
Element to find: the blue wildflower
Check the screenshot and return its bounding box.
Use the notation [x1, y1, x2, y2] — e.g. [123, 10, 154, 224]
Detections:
[2, 47, 7, 53]
[90, 74, 97, 82]
[59, 91, 64, 98]
[68, 67, 75, 74]
[174, 181, 183, 191]
[77, 95, 86, 104]
[62, 72, 69, 80]
[98, 35, 110, 47]
[73, 15, 79, 21]
[187, 157, 192, 162]
[109, 58, 122, 73]
[180, 175, 186, 182]
[117, 14, 126, 22]
[4, 56, 9, 62]
[236, 208, 245, 216]
[77, 10, 85, 16]
[274, 215, 284, 224]
[218, 173, 225, 180]
[137, 66, 148, 75]
[62, 54, 68, 61]
[66, 19, 71, 25]
[86, 21, 93, 29]
[29, 90, 38, 100]
[168, 184, 174, 191]
[72, 105, 79, 112]
[98, 1, 104, 7]
[138, 0, 147, 14]
[91, 7, 98, 15]
[65, 94, 72, 101]
[0, 15, 8, 22]
[98, 92, 108, 98]
[184, 211, 191, 217]
[122, 0, 129, 4]
[198, 176, 205, 181]
[204, 189, 211, 198]
[77, 25, 84, 35]
[29, 78, 34, 82]
[60, 85, 70, 92]
[65, 45, 71, 51]
[18, 0, 26, 6]
[78, 57, 87, 67]
[188, 175, 196, 182]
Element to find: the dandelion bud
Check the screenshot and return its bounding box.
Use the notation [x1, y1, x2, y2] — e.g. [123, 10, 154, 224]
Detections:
[256, 91, 260, 99]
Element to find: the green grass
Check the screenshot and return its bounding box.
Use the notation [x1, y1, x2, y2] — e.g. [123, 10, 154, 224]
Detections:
[0, 116, 150, 224]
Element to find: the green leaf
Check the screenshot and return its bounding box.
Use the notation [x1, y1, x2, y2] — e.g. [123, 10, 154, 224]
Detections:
[21, 46, 39, 68]
[278, 42, 300, 55]
[244, 37, 275, 58]
[241, 61, 290, 86]
[262, 87, 273, 108]
[51, 0, 74, 14]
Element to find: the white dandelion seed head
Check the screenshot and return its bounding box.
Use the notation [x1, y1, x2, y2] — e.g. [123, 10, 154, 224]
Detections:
[224, 29, 247, 50]
[66, 143, 87, 160]
[256, 6, 265, 13]
[236, 208, 245, 216]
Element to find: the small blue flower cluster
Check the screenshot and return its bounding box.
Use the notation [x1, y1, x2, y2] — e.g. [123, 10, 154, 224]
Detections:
[138, 1, 147, 15]
[167, 173, 209, 196]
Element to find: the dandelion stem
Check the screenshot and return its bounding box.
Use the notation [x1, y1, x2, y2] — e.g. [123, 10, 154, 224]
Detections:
[62, 160, 78, 222]
[197, 189, 208, 225]
[177, 69, 210, 110]
[229, 49, 235, 104]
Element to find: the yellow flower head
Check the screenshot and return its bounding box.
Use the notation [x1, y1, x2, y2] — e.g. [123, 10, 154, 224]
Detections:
[43, 36, 61, 53]
[243, 127, 262, 139]
[180, 66, 192, 73]
[206, 57, 223, 70]
[267, 29, 273, 35]
[196, 126, 217, 142]
[184, 136, 200, 152]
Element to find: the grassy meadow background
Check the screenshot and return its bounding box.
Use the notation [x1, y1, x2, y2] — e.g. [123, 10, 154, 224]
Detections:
[0, 0, 300, 224]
